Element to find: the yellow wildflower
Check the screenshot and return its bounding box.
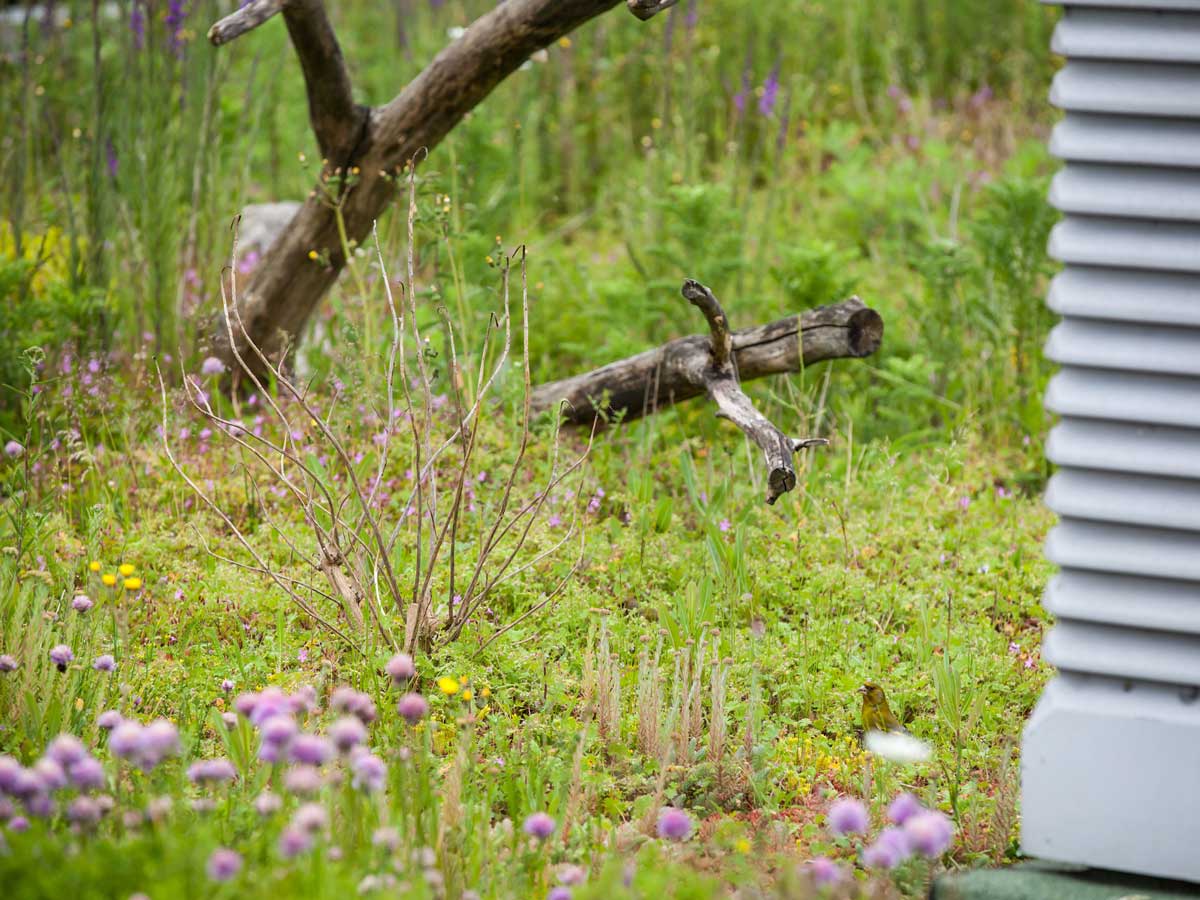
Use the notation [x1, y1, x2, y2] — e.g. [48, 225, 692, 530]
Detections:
[436, 676, 460, 695]
[461, 689, 473, 702]
[118, 563, 135, 576]
[123, 577, 142, 590]
[101, 573, 117, 587]
[88, 560, 101, 572]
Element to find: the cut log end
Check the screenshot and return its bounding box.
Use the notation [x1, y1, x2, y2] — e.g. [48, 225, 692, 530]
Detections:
[847, 303, 884, 357]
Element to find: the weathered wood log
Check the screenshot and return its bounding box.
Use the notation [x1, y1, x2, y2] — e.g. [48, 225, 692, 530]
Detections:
[208, 0, 634, 377]
[531, 283, 882, 504]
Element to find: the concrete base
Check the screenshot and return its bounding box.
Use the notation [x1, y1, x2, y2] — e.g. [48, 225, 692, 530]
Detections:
[933, 862, 1200, 900]
[1021, 674, 1200, 883]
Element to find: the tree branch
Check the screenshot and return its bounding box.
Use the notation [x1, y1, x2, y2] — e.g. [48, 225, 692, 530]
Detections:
[626, 0, 680, 20]
[682, 278, 731, 368]
[208, 0, 284, 46]
[280, 0, 367, 163]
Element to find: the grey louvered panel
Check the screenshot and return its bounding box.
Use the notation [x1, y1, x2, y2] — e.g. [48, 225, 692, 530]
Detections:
[1051, 164, 1200, 221]
[1047, 367, 1200, 428]
[1047, 468, 1200, 531]
[1047, 518, 1200, 582]
[1048, 267, 1200, 327]
[1051, 61, 1200, 117]
[1052, 114, 1200, 168]
[1054, 9, 1200, 63]
[1049, 418, 1200, 480]
[1045, 319, 1200, 376]
[1050, 216, 1200, 272]
[1047, 570, 1200, 635]
[1044, 619, 1200, 685]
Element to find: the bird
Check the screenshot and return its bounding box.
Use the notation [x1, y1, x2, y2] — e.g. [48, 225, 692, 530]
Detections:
[858, 682, 907, 734]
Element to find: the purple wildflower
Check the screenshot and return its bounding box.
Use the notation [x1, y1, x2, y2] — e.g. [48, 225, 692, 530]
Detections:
[67, 796, 102, 827]
[33, 758, 67, 791]
[49, 644, 74, 671]
[292, 802, 327, 833]
[108, 721, 143, 759]
[548, 889, 572, 900]
[8, 815, 29, 832]
[165, 0, 188, 56]
[385, 653, 415, 683]
[129, 0, 144, 49]
[523, 811, 556, 841]
[279, 827, 313, 858]
[397, 692, 429, 725]
[97, 710, 122, 730]
[0, 655, 16, 672]
[289, 734, 333, 766]
[137, 719, 180, 768]
[904, 810, 954, 857]
[200, 357, 225, 376]
[67, 757, 106, 791]
[207, 848, 242, 882]
[329, 717, 366, 753]
[657, 807, 693, 841]
[45, 735, 87, 768]
[94, 654, 116, 672]
[330, 686, 375, 724]
[887, 792, 923, 824]
[221, 678, 234, 692]
[758, 64, 780, 117]
[3, 441, 22, 459]
[26, 792, 54, 818]
[349, 751, 386, 793]
[260, 714, 298, 747]
[863, 827, 912, 869]
[72, 594, 94, 613]
[827, 797, 868, 835]
[808, 856, 844, 886]
[105, 139, 118, 180]
[254, 790, 282, 816]
[283, 765, 323, 796]
[187, 758, 237, 785]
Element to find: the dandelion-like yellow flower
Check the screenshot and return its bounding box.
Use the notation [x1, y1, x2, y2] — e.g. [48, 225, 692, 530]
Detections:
[436, 676, 460, 695]
[123, 577, 142, 590]
[118, 563, 135, 577]
[101, 573, 117, 587]
[307, 250, 318, 260]
[480, 687, 491, 698]
[461, 689, 473, 702]
[88, 560, 101, 572]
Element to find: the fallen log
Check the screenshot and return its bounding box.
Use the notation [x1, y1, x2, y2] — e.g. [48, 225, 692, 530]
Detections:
[531, 282, 883, 504]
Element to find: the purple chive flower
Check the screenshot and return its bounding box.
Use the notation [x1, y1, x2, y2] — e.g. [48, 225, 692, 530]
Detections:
[349, 751, 386, 793]
[904, 810, 954, 857]
[8, 815, 29, 832]
[289, 734, 333, 766]
[260, 714, 298, 747]
[718, 518, 731, 533]
[397, 692, 428, 725]
[289, 684, 319, 714]
[385, 653, 415, 683]
[758, 64, 780, 117]
[97, 710, 122, 730]
[292, 802, 327, 833]
[187, 758, 237, 785]
[548, 889, 572, 900]
[109, 721, 143, 759]
[279, 827, 313, 858]
[887, 792, 923, 824]
[49, 644, 74, 671]
[0, 655, 17, 672]
[283, 765, 323, 796]
[221, 678, 235, 693]
[66, 795, 102, 827]
[26, 792, 54, 818]
[71, 595, 94, 613]
[523, 811, 556, 841]
[0, 756, 21, 793]
[254, 790, 282, 816]
[4, 440, 23, 458]
[808, 856, 844, 886]
[94, 654, 116, 672]
[657, 807, 693, 841]
[827, 797, 869, 836]
[68, 757, 106, 791]
[329, 717, 367, 753]
[207, 848, 242, 882]
[557, 864, 585, 886]
[863, 827, 912, 869]
[33, 758, 67, 791]
[46, 735, 87, 768]
[221, 712, 238, 730]
[330, 687, 375, 724]
[136, 719, 180, 768]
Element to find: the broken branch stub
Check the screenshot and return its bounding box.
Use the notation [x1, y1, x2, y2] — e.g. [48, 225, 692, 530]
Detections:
[530, 281, 883, 505]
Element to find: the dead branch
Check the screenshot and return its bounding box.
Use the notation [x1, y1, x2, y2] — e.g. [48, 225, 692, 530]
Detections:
[207, 0, 284, 45]
[626, 0, 680, 21]
[531, 281, 882, 505]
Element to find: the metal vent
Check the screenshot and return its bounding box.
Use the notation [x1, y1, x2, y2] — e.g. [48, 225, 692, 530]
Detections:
[1025, 1, 1200, 884]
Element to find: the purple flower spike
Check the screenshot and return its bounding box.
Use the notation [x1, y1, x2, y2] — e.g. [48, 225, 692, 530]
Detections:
[827, 797, 868, 836]
[93, 654, 116, 672]
[68, 757, 106, 791]
[808, 856, 844, 886]
[758, 64, 781, 117]
[904, 809, 954, 857]
[887, 792, 923, 824]
[329, 716, 367, 753]
[397, 692, 428, 725]
[207, 848, 242, 882]
[49, 644, 74, 671]
[523, 811, 556, 841]
[289, 734, 333, 766]
[385, 653, 415, 683]
[657, 807, 693, 841]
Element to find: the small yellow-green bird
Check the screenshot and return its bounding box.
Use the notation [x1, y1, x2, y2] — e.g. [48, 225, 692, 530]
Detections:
[858, 682, 907, 734]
